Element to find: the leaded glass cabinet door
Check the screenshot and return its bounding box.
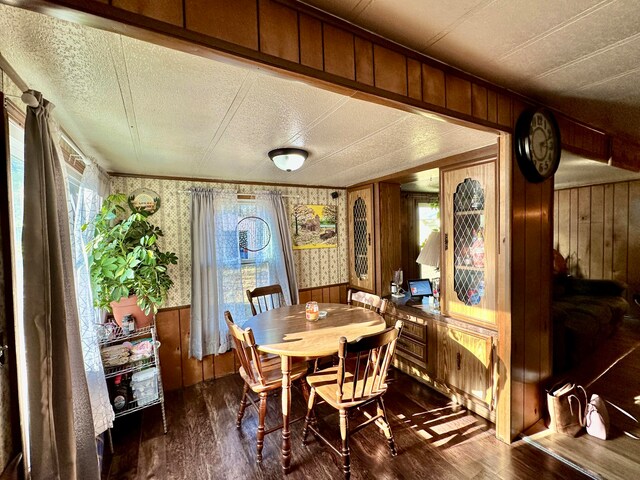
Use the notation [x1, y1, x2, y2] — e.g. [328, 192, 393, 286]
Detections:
[441, 162, 496, 326]
[348, 185, 375, 292]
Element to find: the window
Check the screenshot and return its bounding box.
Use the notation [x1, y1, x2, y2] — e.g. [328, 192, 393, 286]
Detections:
[237, 200, 272, 315]
[418, 201, 440, 279]
[7, 111, 87, 466]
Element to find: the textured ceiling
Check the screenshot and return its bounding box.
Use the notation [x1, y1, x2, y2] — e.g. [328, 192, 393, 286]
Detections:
[0, 4, 499, 187]
[2, 3, 636, 190]
[303, 0, 640, 142]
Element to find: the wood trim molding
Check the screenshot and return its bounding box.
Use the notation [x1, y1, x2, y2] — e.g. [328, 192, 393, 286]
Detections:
[108, 171, 347, 190]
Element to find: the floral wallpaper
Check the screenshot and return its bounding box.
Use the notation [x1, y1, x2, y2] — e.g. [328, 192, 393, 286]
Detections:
[111, 176, 348, 308]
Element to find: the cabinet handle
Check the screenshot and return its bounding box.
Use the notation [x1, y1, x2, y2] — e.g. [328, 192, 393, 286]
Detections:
[456, 352, 461, 370]
[444, 233, 449, 251]
[368, 233, 371, 245]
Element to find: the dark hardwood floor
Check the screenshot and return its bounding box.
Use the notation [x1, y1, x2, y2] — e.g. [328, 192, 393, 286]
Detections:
[103, 370, 588, 479]
[523, 315, 640, 480]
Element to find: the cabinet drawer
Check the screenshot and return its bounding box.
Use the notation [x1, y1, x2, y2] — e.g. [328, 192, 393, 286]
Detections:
[384, 313, 427, 342]
[397, 335, 427, 368]
[437, 324, 493, 406]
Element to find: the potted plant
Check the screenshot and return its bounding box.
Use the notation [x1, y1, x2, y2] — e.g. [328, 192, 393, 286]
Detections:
[83, 193, 178, 326]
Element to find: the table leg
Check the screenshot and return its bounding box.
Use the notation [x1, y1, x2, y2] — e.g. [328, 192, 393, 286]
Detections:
[281, 355, 292, 474]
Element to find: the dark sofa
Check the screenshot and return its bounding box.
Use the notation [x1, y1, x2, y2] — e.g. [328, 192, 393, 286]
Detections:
[552, 276, 628, 373]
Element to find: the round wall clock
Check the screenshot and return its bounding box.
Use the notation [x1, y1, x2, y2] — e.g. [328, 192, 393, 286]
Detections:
[515, 108, 561, 183]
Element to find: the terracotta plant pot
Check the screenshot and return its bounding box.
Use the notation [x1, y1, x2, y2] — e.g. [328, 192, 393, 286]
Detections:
[110, 295, 153, 328]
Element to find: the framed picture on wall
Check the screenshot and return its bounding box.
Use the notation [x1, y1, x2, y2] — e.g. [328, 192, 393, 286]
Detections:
[291, 204, 337, 249]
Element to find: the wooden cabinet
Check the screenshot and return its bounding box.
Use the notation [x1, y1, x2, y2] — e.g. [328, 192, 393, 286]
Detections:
[384, 301, 434, 372]
[347, 183, 401, 296]
[441, 161, 497, 326]
[348, 185, 375, 292]
[436, 323, 494, 408]
[384, 299, 496, 421]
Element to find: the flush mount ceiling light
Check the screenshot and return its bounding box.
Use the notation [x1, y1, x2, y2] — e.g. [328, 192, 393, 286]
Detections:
[268, 148, 308, 172]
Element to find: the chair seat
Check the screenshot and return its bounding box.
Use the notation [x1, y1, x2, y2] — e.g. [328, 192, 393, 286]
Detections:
[240, 359, 308, 393]
[307, 365, 387, 409]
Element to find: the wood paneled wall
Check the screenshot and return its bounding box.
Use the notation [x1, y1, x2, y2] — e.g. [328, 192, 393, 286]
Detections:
[157, 283, 348, 390]
[510, 103, 554, 439]
[13, 0, 622, 165]
[554, 181, 640, 312]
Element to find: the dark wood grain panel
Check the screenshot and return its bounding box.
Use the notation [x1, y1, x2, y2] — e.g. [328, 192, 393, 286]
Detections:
[577, 187, 591, 277]
[557, 189, 570, 256]
[510, 154, 527, 438]
[112, 0, 183, 26]
[323, 24, 355, 80]
[553, 190, 559, 249]
[472, 83, 488, 120]
[375, 183, 401, 297]
[497, 93, 512, 127]
[612, 183, 629, 283]
[339, 284, 348, 304]
[421, 63, 445, 107]
[539, 178, 553, 391]
[590, 185, 604, 279]
[311, 287, 323, 303]
[299, 13, 323, 70]
[258, 0, 299, 62]
[603, 184, 614, 279]
[202, 354, 214, 381]
[611, 137, 640, 171]
[407, 58, 421, 101]
[298, 289, 312, 304]
[487, 90, 497, 124]
[179, 307, 203, 387]
[523, 179, 542, 430]
[213, 351, 235, 378]
[156, 309, 183, 391]
[329, 285, 340, 303]
[354, 36, 373, 86]
[185, 0, 258, 50]
[569, 189, 578, 274]
[321, 286, 330, 302]
[628, 181, 640, 313]
[373, 45, 407, 96]
[445, 74, 472, 115]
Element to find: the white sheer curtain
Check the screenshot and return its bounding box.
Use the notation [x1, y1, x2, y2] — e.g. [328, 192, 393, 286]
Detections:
[255, 192, 299, 305]
[71, 162, 114, 435]
[191, 189, 244, 358]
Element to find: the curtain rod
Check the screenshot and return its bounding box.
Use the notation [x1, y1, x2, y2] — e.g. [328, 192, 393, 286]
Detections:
[0, 52, 28, 93]
[179, 189, 299, 198]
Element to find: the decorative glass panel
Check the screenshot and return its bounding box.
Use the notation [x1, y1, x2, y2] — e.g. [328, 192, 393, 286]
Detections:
[453, 178, 485, 305]
[353, 197, 368, 279]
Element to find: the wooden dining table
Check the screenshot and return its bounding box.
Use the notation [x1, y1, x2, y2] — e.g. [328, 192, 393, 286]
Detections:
[243, 302, 386, 474]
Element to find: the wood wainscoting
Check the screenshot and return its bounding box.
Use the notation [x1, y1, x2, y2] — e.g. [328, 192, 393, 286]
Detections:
[156, 283, 348, 391]
[554, 181, 640, 314]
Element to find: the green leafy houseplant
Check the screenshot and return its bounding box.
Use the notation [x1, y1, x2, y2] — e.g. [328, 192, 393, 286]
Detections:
[83, 193, 178, 315]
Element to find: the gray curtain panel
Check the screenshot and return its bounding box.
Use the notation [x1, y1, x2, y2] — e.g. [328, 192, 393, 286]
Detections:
[262, 192, 299, 305]
[22, 91, 99, 479]
[190, 189, 244, 358]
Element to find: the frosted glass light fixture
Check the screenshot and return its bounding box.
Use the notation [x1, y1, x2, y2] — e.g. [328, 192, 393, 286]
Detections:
[269, 148, 308, 172]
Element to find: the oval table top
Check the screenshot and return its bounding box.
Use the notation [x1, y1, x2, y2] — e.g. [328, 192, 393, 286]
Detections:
[243, 303, 386, 357]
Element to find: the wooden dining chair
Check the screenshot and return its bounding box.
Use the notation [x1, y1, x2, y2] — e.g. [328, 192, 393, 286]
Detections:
[224, 311, 309, 463]
[347, 289, 388, 315]
[246, 284, 287, 316]
[301, 320, 404, 479]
